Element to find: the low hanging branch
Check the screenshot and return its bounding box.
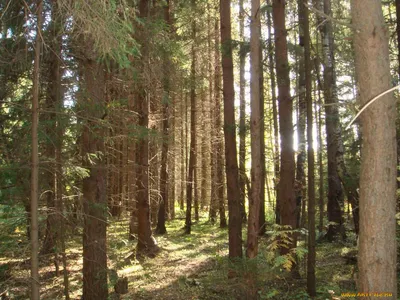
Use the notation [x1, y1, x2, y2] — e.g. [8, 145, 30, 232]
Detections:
[346, 85, 400, 129]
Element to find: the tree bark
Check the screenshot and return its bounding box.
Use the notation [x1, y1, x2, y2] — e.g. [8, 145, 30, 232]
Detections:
[41, 1, 63, 256]
[136, 0, 157, 253]
[220, 0, 243, 259]
[81, 59, 108, 300]
[185, 0, 196, 234]
[30, 1, 43, 298]
[267, 0, 280, 224]
[296, 0, 307, 230]
[317, 0, 345, 241]
[303, 0, 316, 295]
[238, 0, 247, 223]
[155, 0, 172, 235]
[351, 1, 397, 298]
[273, 0, 296, 257]
[215, 14, 227, 228]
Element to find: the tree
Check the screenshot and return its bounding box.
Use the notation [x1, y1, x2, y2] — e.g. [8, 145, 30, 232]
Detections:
[302, 0, 316, 295]
[155, 0, 172, 235]
[30, 1, 43, 298]
[136, 0, 158, 252]
[79, 46, 109, 300]
[185, 0, 197, 234]
[247, 0, 262, 258]
[220, 0, 243, 259]
[317, 0, 345, 241]
[266, 0, 280, 224]
[215, 13, 227, 228]
[238, 0, 247, 224]
[296, 0, 307, 229]
[273, 0, 296, 257]
[351, 0, 397, 297]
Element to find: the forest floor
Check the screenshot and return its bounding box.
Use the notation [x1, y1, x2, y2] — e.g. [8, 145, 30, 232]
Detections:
[0, 213, 366, 300]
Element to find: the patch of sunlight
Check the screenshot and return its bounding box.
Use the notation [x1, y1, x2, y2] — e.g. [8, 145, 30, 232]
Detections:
[119, 264, 143, 276]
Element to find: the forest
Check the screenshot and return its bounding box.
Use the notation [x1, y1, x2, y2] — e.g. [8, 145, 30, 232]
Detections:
[0, 0, 399, 299]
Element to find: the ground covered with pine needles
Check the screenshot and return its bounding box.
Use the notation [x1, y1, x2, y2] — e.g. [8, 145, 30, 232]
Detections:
[0, 212, 382, 299]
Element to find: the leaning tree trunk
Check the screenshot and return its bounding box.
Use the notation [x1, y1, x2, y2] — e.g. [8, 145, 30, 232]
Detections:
[351, 0, 397, 297]
[220, 0, 243, 259]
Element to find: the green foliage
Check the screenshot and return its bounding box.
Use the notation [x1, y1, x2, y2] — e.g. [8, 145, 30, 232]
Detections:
[58, 0, 139, 67]
[264, 224, 308, 272]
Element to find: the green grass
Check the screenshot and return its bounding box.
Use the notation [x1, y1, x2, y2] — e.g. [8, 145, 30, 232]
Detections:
[0, 211, 381, 300]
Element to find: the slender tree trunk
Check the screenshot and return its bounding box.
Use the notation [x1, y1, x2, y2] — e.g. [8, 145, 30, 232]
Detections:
[267, 0, 280, 224]
[185, 1, 196, 234]
[30, 1, 43, 298]
[169, 95, 176, 220]
[247, 0, 262, 257]
[351, 1, 397, 297]
[155, 0, 172, 235]
[273, 0, 296, 257]
[238, 0, 247, 223]
[180, 87, 185, 211]
[215, 15, 227, 228]
[303, 0, 316, 295]
[296, 0, 307, 230]
[220, 0, 243, 259]
[316, 91, 324, 234]
[396, 0, 400, 78]
[258, 46, 266, 236]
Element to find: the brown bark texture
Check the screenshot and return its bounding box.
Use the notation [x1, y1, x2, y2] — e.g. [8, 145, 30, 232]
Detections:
[220, 0, 243, 259]
[81, 60, 108, 300]
[247, 0, 262, 258]
[273, 0, 297, 255]
[351, 0, 397, 298]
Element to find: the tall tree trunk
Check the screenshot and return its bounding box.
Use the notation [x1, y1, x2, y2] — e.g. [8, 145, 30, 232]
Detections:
[136, 0, 157, 253]
[185, 0, 196, 234]
[247, 0, 262, 257]
[303, 0, 316, 295]
[396, 0, 400, 78]
[318, 0, 345, 241]
[215, 15, 227, 228]
[30, 1, 43, 298]
[296, 0, 307, 230]
[273, 0, 296, 257]
[267, 0, 280, 224]
[41, 1, 63, 255]
[351, 1, 397, 297]
[81, 59, 108, 300]
[238, 0, 247, 223]
[220, 0, 243, 259]
[258, 46, 266, 236]
[180, 87, 185, 211]
[155, 0, 172, 235]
